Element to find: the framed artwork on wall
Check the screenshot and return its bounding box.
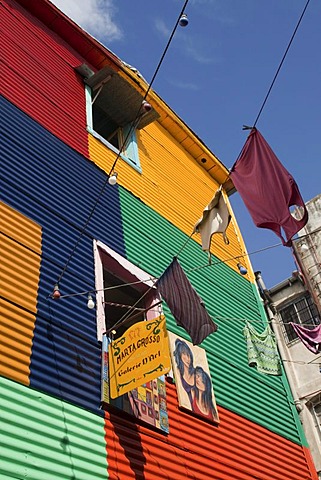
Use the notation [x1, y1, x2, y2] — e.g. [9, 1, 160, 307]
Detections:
[168, 332, 219, 423]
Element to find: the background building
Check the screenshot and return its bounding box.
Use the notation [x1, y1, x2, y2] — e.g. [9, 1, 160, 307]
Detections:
[0, 0, 318, 478]
[265, 194, 321, 479]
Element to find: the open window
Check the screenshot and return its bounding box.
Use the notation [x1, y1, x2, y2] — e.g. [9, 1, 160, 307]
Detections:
[94, 240, 169, 433]
[76, 64, 159, 171]
[94, 239, 160, 340]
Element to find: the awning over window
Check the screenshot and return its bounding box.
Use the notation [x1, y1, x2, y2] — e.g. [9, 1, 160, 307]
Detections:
[82, 65, 159, 129]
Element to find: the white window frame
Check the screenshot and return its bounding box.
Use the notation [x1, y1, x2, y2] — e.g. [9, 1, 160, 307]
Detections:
[85, 85, 141, 172]
[93, 240, 159, 341]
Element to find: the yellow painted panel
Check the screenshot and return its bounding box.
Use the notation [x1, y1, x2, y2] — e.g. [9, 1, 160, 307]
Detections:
[88, 124, 254, 281]
[0, 202, 41, 385]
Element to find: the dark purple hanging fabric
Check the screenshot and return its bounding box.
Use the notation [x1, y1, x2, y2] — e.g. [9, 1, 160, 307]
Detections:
[230, 128, 308, 246]
[290, 322, 321, 354]
[156, 258, 218, 345]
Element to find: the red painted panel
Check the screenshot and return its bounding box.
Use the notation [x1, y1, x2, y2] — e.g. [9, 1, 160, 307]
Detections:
[104, 381, 318, 480]
[0, 0, 88, 157]
[15, 0, 122, 70]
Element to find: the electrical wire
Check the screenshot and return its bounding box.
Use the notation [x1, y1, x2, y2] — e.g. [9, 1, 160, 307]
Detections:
[55, 1, 190, 288]
[252, 0, 311, 128]
[218, 0, 312, 189]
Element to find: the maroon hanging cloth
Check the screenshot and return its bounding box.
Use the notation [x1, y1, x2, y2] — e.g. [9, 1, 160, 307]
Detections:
[156, 257, 217, 345]
[230, 128, 308, 246]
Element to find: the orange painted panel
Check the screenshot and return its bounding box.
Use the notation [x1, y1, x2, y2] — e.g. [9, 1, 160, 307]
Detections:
[0, 299, 36, 385]
[88, 123, 253, 281]
[104, 381, 317, 480]
[0, 202, 41, 385]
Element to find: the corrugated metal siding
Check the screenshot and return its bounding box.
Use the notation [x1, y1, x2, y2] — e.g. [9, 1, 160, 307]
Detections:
[0, 0, 89, 157]
[0, 376, 108, 480]
[0, 95, 126, 412]
[104, 380, 317, 480]
[118, 186, 306, 445]
[88, 121, 253, 281]
[0, 201, 41, 385]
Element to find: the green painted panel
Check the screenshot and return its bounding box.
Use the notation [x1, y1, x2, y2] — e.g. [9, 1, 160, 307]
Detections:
[0, 376, 108, 480]
[119, 187, 306, 446]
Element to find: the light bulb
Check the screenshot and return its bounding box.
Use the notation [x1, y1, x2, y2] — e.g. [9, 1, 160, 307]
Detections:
[108, 172, 118, 185]
[142, 100, 152, 112]
[87, 294, 95, 309]
[179, 13, 189, 27]
[52, 283, 61, 299]
[300, 243, 309, 253]
[237, 263, 247, 275]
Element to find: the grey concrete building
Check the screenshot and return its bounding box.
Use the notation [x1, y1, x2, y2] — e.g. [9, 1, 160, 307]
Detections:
[258, 194, 321, 478]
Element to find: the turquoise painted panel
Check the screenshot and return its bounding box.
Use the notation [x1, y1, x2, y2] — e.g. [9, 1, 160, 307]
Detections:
[118, 186, 305, 446]
[0, 376, 107, 480]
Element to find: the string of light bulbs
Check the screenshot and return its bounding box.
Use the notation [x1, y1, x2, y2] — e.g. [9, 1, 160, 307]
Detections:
[53, 2, 190, 295]
[51, 238, 286, 312]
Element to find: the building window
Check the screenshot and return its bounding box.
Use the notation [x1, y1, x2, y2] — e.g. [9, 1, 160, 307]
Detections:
[76, 64, 159, 172]
[94, 240, 169, 433]
[93, 240, 159, 342]
[279, 295, 321, 343]
[85, 86, 141, 170]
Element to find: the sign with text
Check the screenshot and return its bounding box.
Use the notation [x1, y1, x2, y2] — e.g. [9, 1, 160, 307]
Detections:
[109, 315, 171, 399]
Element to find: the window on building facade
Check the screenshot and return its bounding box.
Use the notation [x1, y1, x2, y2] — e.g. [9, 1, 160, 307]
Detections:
[94, 240, 169, 433]
[279, 294, 321, 343]
[76, 64, 159, 172]
[93, 239, 158, 342]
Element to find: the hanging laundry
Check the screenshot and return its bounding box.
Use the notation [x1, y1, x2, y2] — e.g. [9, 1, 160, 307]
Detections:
[290, 322, 321, 354]
[243, 321, 281, 375]
[230, 128, 308, 246]
[194, 187, 231, 251]
[156, 257, 217, 345]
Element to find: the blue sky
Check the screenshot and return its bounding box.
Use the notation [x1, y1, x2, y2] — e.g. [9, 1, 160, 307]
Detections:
[50, 0, 321, 288]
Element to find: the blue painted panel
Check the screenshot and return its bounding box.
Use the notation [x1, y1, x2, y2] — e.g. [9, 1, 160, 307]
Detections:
[0, 95, 126, 413]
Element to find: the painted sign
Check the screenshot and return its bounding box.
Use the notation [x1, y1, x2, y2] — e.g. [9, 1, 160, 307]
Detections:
[169, 332, 219, 423]
[109, 315, 171, 399]
[102, 331, 169, 433]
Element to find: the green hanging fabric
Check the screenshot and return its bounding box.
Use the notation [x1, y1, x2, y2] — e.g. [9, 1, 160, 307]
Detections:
[243, 321, 281, 375]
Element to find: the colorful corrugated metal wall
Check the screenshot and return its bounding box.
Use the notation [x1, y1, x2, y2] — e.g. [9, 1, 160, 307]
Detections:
[0, 376, 108, 480]
[118, 186, 306, 445]
[0, 94, 125, 416]
[0, 0, 88, 156]
[88, 123, 253, 280]
[104, 381, 317, 480]
[0, 0, 318, 479]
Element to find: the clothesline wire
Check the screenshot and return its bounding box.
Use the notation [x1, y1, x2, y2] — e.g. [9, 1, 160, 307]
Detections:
[57, 279, 152, 299]
[217, 0, 312, 190]
[253, 0, 311, 128]
[186, 241, 283, 274]
[54, 239, 284, 300]
[55, 0, 190, 288]
[283, 359, 321, 366]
